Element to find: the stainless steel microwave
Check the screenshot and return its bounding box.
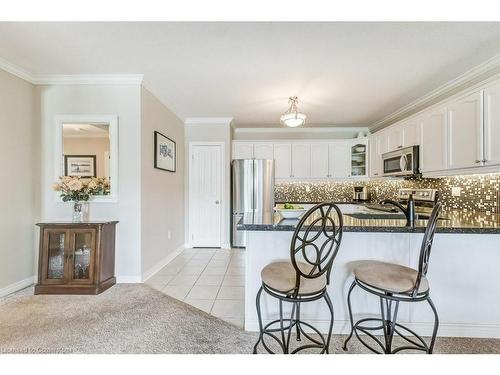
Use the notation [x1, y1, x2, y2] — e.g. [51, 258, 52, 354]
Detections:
[382, 146, 420, 177]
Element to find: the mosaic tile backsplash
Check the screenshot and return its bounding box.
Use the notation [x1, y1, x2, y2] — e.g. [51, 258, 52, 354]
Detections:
[275, 173, 500, 214]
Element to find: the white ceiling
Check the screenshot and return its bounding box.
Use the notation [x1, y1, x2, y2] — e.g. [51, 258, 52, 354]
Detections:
[1, 22, 500, 126]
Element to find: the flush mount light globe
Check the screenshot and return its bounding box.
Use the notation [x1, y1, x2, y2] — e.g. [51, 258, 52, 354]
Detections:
[280, 96, 307, 127]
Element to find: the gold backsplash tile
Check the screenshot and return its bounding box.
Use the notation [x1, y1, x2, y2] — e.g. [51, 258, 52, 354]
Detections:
[275, 173, 500, 214]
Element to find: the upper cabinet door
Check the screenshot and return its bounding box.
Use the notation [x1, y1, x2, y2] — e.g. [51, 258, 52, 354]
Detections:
[273, 143, 292, 179]
[291, 143, 311, 179]
[447, 91, 483, 170]
[401, 119, 421, 147]
[368, 135, 380, 177]
[484, 82, 500, 166]
[421, 106, 448, 173]
[386, 125, 403, 151]
[232, 142, 254, 159]
[311, 143, 330, 178]
[254, 143, 274, 160]
[329, 142, 351, 178]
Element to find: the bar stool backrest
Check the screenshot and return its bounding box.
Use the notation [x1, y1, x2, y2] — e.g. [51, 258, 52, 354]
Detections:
[412, 202, 442, 296]
[290, 203, 343, 295]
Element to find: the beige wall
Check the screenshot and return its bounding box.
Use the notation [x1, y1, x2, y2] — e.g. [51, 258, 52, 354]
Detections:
[39, 84, 142, 281]
[63, 137, 110, 178]
[0, 68, 39, 294]
[141, 87, 185, 277]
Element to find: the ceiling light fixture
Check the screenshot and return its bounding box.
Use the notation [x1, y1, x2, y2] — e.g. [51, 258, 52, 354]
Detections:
[280, 96, 307, 127]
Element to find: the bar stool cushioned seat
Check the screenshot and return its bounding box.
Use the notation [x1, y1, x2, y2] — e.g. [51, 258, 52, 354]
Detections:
[261, 261, 327, 296]
[353, 260, 429, 295]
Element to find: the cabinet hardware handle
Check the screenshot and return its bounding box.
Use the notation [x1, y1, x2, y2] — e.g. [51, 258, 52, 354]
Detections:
[475, 160, 482, 163]
[483, 159, 487, 162]
[397, 145, 403, 149]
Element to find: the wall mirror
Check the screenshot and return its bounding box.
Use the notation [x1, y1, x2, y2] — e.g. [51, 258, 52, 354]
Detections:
[55, 115, 118, 202]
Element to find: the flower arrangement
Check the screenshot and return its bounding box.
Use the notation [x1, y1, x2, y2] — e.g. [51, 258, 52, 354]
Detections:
[53, 176, 110, 202]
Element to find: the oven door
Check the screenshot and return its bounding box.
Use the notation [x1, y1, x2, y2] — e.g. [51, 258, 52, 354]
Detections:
[383, 147, 417, 176]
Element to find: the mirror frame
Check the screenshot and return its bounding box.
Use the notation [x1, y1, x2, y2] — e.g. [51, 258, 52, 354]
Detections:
[54, 115, 118, 203]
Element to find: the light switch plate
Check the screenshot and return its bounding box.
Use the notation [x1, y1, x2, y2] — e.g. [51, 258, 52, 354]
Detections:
[451, 187, 461, 197]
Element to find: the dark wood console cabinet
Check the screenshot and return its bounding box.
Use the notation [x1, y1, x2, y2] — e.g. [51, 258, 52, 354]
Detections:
[35, 221, 118, 295]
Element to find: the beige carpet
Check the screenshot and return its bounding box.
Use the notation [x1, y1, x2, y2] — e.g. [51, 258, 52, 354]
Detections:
[1, 284, 499, 354]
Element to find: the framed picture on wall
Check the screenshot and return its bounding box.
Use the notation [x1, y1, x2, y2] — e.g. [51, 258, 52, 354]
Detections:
[64, 155, 97, 178]
[154, 131, 176, 172]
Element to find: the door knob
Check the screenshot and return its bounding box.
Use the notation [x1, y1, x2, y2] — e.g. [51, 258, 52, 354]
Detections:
[215, 200, 220, 204]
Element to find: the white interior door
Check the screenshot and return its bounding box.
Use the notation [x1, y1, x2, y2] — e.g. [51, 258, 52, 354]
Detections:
[189, 144, 222, 247]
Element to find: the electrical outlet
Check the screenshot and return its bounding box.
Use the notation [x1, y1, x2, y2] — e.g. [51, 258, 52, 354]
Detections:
[167, 230, 171, 240]
[451, 187, 461, 197]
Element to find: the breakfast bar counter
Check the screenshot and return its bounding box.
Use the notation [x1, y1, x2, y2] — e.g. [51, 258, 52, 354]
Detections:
[240, 204, 500, 338]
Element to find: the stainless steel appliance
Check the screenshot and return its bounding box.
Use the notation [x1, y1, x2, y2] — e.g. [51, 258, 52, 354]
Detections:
[382, 145, 420, 177]
[231, 159, 275, 247]
[397, 188, 439, 207]
[353, 186, 370, 201]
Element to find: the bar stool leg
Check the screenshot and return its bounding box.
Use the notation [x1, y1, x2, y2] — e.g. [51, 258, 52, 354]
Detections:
[324, 292, 335, 354]
[380, 297, 399, 353]
[279, 299, 287, 353]
[295, 302, 302, 341]
[253, 286, 264, 354]
[427, 296, 439, 354]
[342, 280, 357, 351]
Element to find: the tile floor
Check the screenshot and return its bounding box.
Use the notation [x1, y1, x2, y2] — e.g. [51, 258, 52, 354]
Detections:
[145, 248, 245, 328]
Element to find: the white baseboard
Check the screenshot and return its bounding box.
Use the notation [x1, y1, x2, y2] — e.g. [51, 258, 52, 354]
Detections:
[0, 276, 34, 298]
[141, 244, 186, 282]
[245, 319, 500, 339]
[116, 276, 142, 283]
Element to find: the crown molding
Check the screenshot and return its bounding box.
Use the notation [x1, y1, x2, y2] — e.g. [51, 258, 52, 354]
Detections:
[0, 57, 36, 83]
[184, 117, 233, 126]
[233, 126, 368, 134]
[0, 57, 143, 85]
[33, 74, 143, 85]
[370, 54, 500, 132]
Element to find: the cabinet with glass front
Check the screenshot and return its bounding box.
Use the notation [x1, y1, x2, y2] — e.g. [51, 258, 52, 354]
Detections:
[35, 221, 118, 295]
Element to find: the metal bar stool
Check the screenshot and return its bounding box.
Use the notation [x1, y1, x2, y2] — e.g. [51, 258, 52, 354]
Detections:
[343, 202, 442, 354]
[253, 203, 343, 354]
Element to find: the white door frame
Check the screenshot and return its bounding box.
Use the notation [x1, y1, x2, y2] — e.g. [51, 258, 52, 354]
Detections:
[188, 141, 225, 248]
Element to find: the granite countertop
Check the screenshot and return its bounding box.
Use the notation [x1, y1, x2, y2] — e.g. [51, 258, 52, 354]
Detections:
[237, 204, 500, 234]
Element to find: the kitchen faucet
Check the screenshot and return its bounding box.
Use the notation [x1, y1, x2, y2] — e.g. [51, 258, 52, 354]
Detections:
[379, 194, 416, 226]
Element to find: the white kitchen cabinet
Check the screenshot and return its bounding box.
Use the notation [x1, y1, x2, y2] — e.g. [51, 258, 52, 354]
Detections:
[273, 143, 292, 179]
[483, 82, 500, 166]
[386, 125, 403, 151]
[421, 106, 447, 173]
[329, 142, 351, 178]
[447, 91, 483, 170]
[401, 118, 421, 147]
[291, 143, 311, 178]
[232, 142, 254, 159]
[254, 143, 274, 159]
[368, 131, 388, 177]
[311, 143, 330, 178]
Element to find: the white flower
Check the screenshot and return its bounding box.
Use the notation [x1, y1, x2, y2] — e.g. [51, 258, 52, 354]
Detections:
[68, 179, 84, 191]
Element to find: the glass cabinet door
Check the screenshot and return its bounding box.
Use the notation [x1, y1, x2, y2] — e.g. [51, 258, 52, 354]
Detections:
[351, 143, 367, 177]
[44, 231, 67, 280]
[68, 229, 96, 284]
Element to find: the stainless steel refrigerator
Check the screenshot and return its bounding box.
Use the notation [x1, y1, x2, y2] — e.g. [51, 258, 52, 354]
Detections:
[231, 159, 275, 247]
